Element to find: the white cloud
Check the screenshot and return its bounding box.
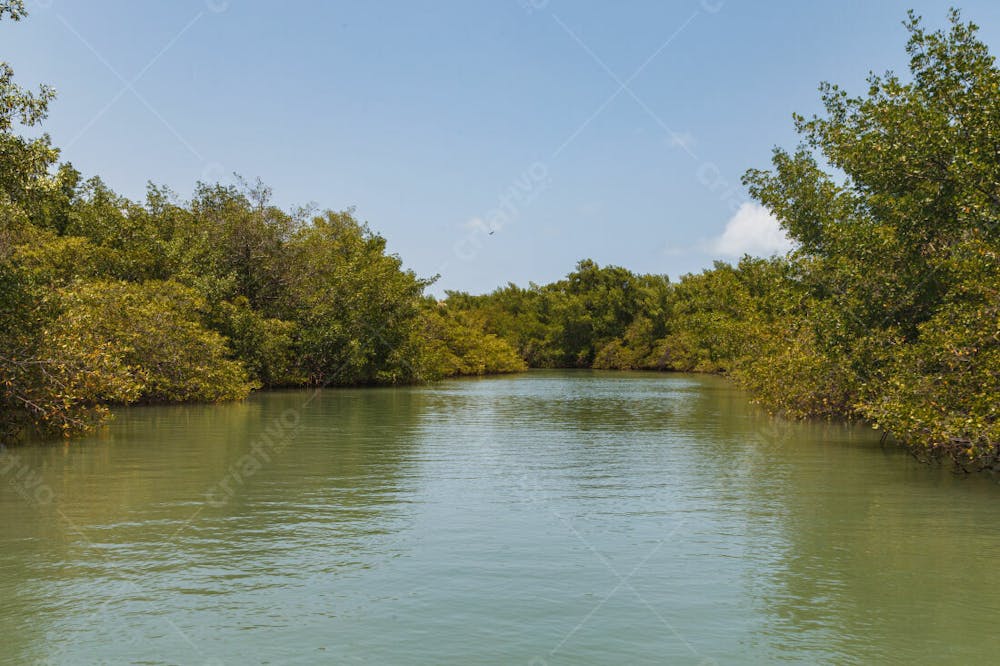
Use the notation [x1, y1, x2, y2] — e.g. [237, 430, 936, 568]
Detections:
[710, 202, 794, 257]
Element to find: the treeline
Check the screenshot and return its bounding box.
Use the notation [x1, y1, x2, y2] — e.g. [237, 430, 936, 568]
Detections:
[0, 2, 524, 439]
[446, 11, 999, 472]
[3, 5, 998, 473]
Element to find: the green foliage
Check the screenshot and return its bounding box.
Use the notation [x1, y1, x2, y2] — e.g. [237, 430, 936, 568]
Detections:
[447, 260, 672, 370]
[13, 230, 125, 285]
[737, 9, 1000, 467]
[209, 298, 303, 388]
[0, 259, 138, 438]
[286, 210, 430, 385]
[593, 317, 657, 370]
[418, 303, 527, 378]
[0, 2, 57, 218]
[188, 180, 300, 309]
[55, 280, 255, 404]
[859, 241, 1000, 468]
[445, 283, 565, 367]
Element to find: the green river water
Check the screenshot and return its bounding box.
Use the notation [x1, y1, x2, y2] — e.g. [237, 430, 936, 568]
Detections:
[1, 370, 998, 664]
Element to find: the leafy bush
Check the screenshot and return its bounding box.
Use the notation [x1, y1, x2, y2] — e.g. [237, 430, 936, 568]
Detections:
[419, 304, 526, 378]
[55, 281, 255, 403]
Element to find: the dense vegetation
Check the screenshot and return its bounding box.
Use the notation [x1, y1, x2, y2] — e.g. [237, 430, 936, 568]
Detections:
[0, 1, 524, 439]
[2, 5, 997, 474]
[445, 11, 999, 472]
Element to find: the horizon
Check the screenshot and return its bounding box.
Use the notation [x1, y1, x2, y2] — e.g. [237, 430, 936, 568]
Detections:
[5, 0, 999, 295]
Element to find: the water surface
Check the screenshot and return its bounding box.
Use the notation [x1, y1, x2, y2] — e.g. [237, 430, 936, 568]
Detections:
[2, 371, 998, 664]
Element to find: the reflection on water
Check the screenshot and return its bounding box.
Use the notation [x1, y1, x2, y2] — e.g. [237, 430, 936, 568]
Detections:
[1, 371, 997, 664]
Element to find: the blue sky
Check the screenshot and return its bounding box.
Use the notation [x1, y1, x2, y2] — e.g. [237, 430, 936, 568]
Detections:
[4, 0, 999, 294]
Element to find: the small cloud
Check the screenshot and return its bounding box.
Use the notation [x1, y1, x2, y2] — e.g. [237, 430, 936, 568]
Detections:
[710, 202, 794, 257]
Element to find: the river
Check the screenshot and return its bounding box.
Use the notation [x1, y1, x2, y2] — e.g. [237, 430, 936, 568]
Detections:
[1, 371, 998, 664]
